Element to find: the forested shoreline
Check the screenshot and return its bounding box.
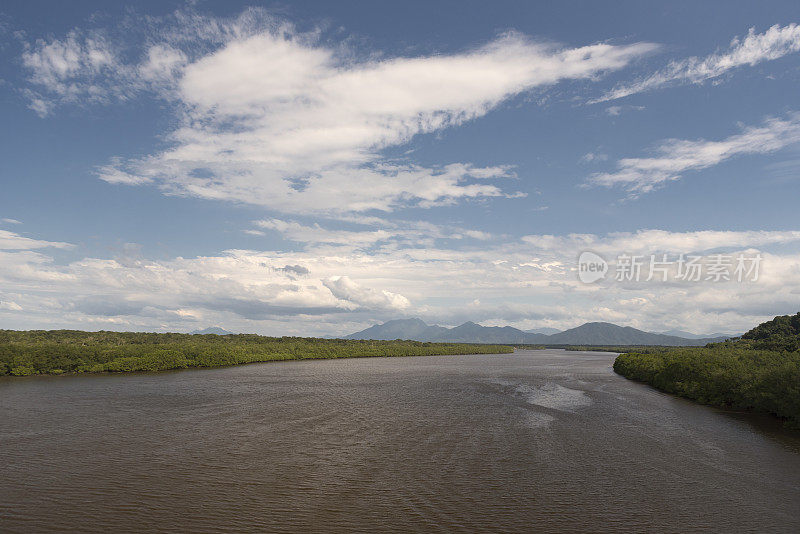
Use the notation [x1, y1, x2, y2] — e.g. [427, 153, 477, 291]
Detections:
[613, 313, 800, 429]
[0, 330, 513, 376]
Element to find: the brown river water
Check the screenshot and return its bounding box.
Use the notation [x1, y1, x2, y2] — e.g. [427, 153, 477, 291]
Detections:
[1, 349, 799, 533]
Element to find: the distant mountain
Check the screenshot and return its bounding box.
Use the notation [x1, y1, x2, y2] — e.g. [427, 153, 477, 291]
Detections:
[429, 322, 531, 344]
[190, 327, 233, 335]
[344, 318, 448, 341]
[544, 322, 725, 346]
[660, 329, 738, 340]
[345, 318, 725, 346]
[525, 327, 561, 335]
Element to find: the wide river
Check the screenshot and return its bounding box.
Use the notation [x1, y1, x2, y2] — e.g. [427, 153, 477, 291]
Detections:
[1, 349, 799, 533]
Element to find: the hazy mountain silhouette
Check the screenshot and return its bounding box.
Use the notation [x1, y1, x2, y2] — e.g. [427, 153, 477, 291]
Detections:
[543, 322, 730, 345]
[345, 318, 731, 346]
[429, 321, 531, 344]
[190, 327, 234, 335]
[344, 318, 448, 341]
[660, 329, 740, 339]
[524, 327, 561, 335]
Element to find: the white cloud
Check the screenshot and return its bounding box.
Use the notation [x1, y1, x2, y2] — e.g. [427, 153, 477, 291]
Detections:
[605, 104, 644, 116]
[461, 230, 493, 241]
[596, 24, 800, 102]
[21, 10, 655, 215]
[15, 11, 800, 337]
[138, 44, 187, 83]
[0, 300, 23, 311]
[580, 152, 608, 163]
[0, 246, 414, 328]
[521, 229, 800, 256]
[1, 218, 22, 224]
[252, 217, 495, 248]
[588, 113, 800, 194]
[1, 227, 799, 335]
[0, 230, 73, 250]
[105, 28, 652, 214]
[21, 30, 124, 115]
[323, 276, 411, 311]
[255, 219, 393, 247]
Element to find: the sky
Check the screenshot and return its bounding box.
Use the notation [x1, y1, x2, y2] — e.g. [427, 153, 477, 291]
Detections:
[1, 0, 800, 336]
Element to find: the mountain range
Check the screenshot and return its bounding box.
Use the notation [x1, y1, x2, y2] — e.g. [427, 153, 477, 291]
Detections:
[190, 327, 234, 335]
[345, 319, 736, 346]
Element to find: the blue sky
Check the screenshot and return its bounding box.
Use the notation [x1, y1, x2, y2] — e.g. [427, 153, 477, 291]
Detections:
[1, 0, 800, 335]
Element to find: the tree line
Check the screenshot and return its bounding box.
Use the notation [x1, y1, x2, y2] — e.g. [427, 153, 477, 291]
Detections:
[613, 313, 800, 429]
[0, 330, 513, 376]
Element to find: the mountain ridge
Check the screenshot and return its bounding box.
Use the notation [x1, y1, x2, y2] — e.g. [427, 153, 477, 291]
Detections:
[659, 329, 740, 339]
[190, 326, 234, 335]
[345, 318, 731, 346]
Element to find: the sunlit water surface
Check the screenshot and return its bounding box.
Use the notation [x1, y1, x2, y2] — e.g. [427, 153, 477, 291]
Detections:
[1, 350, 799, 533]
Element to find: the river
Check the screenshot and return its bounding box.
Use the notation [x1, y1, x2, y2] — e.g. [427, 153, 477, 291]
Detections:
[1, 349, 798, 532]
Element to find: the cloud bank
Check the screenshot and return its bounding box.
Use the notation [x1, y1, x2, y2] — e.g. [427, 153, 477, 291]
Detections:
[2, 226, 800, 335]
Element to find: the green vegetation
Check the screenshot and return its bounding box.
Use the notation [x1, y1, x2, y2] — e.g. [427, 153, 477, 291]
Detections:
[613, 313, 800, 428]
[737, 312, 800, 351]
[0, 330, 513, 376]
[564, 345, 669, 353]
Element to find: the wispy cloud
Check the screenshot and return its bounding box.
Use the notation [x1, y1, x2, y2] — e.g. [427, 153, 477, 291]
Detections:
[521, 229, 800, 255]
[252, 217, 496, 250]
[580, 152, 608, 163]
[588, 113, 800, 195]
[21, 30, 119, 115]
[255, 219, 394, 247]
[0, 229, 73, 250]
[605, 104, 644, 116]
[594, 24, 800, 103]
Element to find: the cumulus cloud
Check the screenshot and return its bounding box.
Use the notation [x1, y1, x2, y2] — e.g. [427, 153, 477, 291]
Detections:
[323, 276, 411, 311]
[0, 245, 415, 330]
[1, 227, 799, 335]
[276, 264, 310, 277]
[588, 113, 800, 194]
[21, 9, 655, 214]
[105, 28, 649, 213]
[595, 24, 800, 102]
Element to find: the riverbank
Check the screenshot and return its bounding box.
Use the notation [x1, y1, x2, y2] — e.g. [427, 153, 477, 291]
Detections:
[613, 347, 800, 429]
[0, 330, 513, 376]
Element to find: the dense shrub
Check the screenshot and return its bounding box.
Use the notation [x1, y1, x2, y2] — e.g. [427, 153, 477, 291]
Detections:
[0, 330, 512, 376]
[738, 312, 800, 351]
[614, 347, 800, 428]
